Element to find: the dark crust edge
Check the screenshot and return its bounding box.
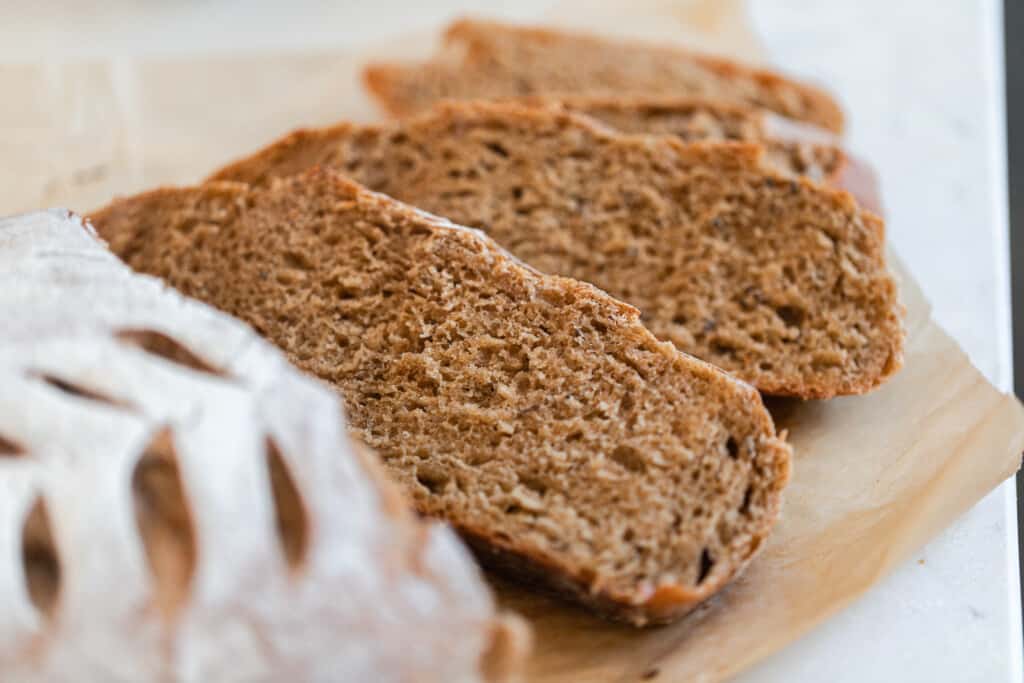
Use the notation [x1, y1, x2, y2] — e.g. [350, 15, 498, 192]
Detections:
[458, 526, 698, 628]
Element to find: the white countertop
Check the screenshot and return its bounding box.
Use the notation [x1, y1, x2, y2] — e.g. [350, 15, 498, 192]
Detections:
[740, 2, 1019, 681]
[1, 1, 1016, 680]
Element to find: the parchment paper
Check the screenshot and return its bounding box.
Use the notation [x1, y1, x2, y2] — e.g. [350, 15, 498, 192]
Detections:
[2, 2, 1023, 681]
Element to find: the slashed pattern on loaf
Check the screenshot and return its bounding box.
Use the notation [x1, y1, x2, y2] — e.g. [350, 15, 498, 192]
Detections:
[209, 103, 904, 398]
[0, 210, 517, 681]
[90, 171, 792, 625]
[362, 18, 845, 132]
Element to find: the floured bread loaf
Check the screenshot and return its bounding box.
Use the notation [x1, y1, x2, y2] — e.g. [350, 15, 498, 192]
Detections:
[0, 210, 525, 681]
[208, 103, 904, 398]
[514, 96, 881, 213]
[90, 170, 792, 625]
[363, 18, 844, 132]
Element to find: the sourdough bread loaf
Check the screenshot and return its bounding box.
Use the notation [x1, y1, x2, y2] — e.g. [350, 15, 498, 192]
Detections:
[208, 102, 904, 398]
[0, 209, 524, 681]
[363, 18, 844, 132]
[90, 169, 792, 625]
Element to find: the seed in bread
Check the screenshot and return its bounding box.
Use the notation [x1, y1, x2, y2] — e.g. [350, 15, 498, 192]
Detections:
[363, 18, 844, 132]
[209, 102, 904, 398]
[90, 169, 793, 626]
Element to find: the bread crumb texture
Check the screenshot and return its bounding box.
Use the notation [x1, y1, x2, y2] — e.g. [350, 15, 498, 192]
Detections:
[91, 170, 792, 624]
[210, 103, 904, 398]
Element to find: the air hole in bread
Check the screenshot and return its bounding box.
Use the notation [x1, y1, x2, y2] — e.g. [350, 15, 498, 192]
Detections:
[740, 485, 754, 515]
[484, 141, 509, 158]
[265, 437, 310, 573]
[132, 428, 196, 620]
[0, 433, 26, 457]
[696, 548, 714, 585]
[710, 341, 736, 358]
[725, 437, 739, 459]
[518, 474, 547, 496]
[32, 372, 127, 408]
[283, 250, 314, 271]
[609, 445, 646, 473]
[176, 217, 199, 235]
[21, 496, 61, 620]
[775, 305, 806, 328]
[116, 328, 226, 377]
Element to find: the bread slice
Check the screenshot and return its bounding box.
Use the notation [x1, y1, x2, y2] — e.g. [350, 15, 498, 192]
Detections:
[89, 169, 792, 626]
[0, 209, 525, 681]
[517, 96, 881, 214]
[363, 18, 844, 132]
[208, 102, 904, 398]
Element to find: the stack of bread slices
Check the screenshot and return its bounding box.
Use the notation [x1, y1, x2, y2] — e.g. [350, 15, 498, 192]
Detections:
[9, 16, 907, 680]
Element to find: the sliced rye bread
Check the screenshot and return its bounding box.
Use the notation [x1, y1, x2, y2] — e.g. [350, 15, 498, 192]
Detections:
[0, 209, 525, 681]
[363, 18, 844, 133]
[515, 96, 881, 214]
[208, 102, 904, 399]
[89, 169, 793, 626]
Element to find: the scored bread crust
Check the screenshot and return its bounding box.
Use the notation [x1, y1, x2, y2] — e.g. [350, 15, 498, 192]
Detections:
[89, 169, 792, 626]
[208, 102, 904, 399]
[363, 17, 845, 133]
[0, 209, 524, 681]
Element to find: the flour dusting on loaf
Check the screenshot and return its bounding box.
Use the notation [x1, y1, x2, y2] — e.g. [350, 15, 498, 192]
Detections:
[0, 209, 524, 682]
